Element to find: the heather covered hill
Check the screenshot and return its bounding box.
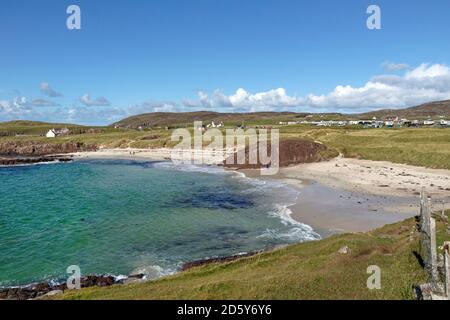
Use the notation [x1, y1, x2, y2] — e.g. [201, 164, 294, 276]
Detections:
[356, 100, 450, 119]
[112, 100, 450, 129]
[112, 111, 302, 129]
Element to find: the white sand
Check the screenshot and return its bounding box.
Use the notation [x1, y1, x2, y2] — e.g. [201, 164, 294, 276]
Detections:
[280, 155, 450, 201]
[70, 148, 234, 165]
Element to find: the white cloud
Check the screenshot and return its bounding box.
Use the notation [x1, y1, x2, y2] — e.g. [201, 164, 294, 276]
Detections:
[2, 62, 450, 124]
[80, 94, 111, 107]
[182, 63, 450, 113]
[303, 63, 450, 111]
[30, 99, 61, 107]
[40, 82, 63, 97]
[140, 101, 179, 113]
[183, 88, 300, 112]
[0, 99, 33, 120]
[405, 63, 449, 79]
[381, 61, 409, 72]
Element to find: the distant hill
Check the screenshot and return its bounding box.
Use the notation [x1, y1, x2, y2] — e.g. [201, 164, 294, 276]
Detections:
[112, 111, 303, 129]
[356, 100, 450, 119]
[4, 100, 450, 130]
[113, 100, 450, 129]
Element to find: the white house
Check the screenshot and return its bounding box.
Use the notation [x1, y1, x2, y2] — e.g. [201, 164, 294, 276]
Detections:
[46, 128, 69, 138]
[46, 129, 57, 138]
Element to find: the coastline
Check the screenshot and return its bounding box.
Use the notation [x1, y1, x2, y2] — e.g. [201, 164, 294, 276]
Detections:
[2, 148, 449, 299]
[70, 148, 450, 235]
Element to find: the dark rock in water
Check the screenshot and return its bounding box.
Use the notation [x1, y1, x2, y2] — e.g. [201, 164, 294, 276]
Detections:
[0, 155, 74, 166]
[181, 251, 262, 271]
[0, 141, 97, 157]
[182, 192, 254, 210]
[128, 273, 146, 279]
[0, 274, 117, 300]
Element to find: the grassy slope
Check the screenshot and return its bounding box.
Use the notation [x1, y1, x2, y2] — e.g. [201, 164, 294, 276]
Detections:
[59, 216, 448, 300]
[279, 126, 450, 169]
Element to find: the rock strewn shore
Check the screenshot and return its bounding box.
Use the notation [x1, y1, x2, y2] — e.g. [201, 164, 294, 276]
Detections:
[0, 155, 73, 166]
[0, 273, 146, 300]
[0, 141, 97, 166]
[181, 251, 263, 271]
[0, 141, 97, 157]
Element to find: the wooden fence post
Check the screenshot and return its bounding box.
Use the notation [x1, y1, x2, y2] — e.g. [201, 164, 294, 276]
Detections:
[429, 218, 439, 283]
[420, 188, 425, 230]
[444, 242, 450, 299]
[443, 200, 446, 219]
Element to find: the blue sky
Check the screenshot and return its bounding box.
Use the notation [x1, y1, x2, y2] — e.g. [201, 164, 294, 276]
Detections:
[1, 0, 450, 125]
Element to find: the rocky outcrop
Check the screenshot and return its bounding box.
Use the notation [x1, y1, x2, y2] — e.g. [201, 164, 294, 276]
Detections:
[0, 141, 97, 157]
[181, 251, 262, 271]
[0, 155, 73, 166]
[224, 139, 332, 169]
[0, 273, 145, 300]
[0, 141, 97, 166]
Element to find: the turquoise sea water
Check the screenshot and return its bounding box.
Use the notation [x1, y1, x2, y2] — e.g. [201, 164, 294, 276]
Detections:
[0, 159, 319, 287]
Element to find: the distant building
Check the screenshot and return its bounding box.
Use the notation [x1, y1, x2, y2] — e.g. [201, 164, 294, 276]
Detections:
[46, 129, 56, 138]
[384, 120, 394, 128]
[423, 119, 435, 126]
[45, 128, 69, 138]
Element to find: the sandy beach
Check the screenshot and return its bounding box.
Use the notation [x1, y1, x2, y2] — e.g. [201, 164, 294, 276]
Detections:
[71, 149, 450, 237]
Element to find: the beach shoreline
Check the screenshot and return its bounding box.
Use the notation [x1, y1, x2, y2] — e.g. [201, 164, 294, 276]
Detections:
[70, 148, 450, 236]
[2, 148, 449, 299]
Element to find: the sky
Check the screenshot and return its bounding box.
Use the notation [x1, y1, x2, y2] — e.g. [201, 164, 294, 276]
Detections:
[1, 0, 450, 125]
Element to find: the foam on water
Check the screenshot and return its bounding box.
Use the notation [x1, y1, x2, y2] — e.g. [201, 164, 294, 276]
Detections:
[153, 161, 319, 242]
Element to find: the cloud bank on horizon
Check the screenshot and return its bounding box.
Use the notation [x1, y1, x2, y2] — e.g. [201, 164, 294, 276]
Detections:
[1, 63, 450, 125]
[183, 63, 450, 113]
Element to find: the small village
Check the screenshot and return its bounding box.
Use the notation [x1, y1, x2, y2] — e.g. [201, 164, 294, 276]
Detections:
[279, 117, 450, 128]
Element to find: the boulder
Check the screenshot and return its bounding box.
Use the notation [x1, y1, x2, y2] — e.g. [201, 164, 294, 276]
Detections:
[338, 246, 351, 255]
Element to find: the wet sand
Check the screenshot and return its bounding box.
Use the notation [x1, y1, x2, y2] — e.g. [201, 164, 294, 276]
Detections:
[242, 170, 422, 237]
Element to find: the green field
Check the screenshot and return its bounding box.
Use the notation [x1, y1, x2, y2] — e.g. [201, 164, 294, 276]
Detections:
[58, 213, 449, 300]
[279, 126, 450, 169]
[1, 120, 449, 169]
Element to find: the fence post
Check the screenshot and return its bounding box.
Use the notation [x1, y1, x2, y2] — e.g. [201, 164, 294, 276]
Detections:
[443, 200, 446, 219]
[444, 242, 450, 299]
[430, 218, 439, 283]
[420, 188, 425, 230]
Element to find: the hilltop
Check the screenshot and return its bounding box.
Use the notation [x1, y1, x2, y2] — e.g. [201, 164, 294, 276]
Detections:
[357, 100, 450, 119]
[113, 100, 450, 129]
[111, 111, 302, 129]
